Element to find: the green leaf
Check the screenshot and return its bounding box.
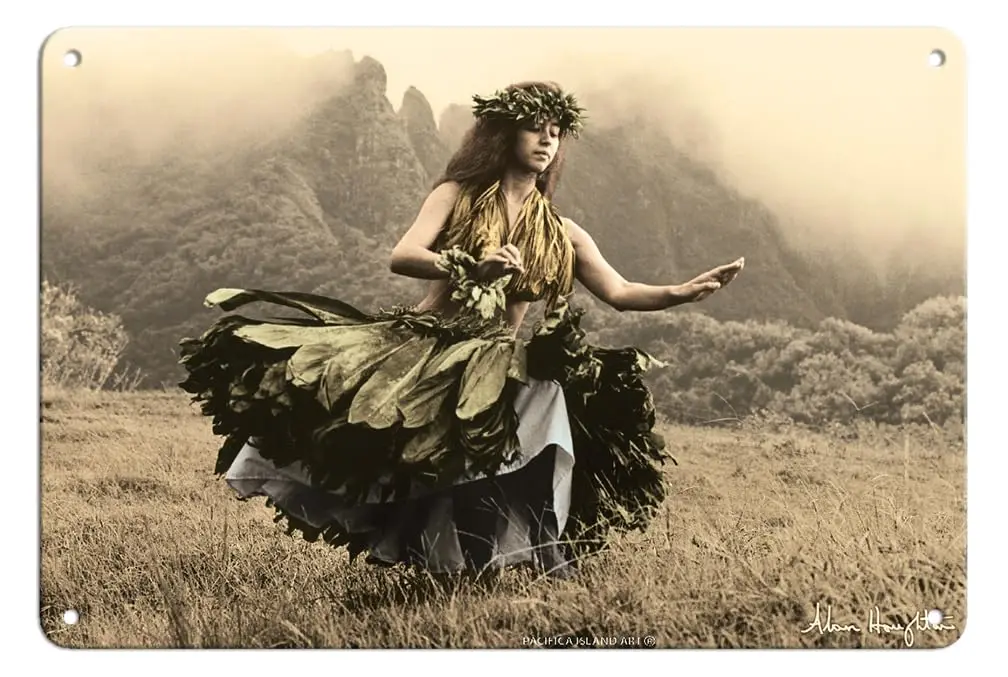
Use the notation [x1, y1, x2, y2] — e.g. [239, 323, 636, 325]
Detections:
[203, 288, 370, 324]
[458, 392, 519, 467]
[348, 336, 439, 429]
[311, 408, 351, 442]
[507, 343, 528, 383]
[315, 326, 410, 411]
[232, 400, 252, 413]
[400, 409, 452, 464]
[397, 339, 484, 429]
[286, 343, 338, 388]
[203, 288, 247, 308]
[254, 363, 288, 400]
[229, 383, 250, 398]
[475, 294, 496, 320]
[234, 321, 395, 351]
[422, 339, 484, 377]
[456, 342, 512, 420]
[397, 369, 459, 429]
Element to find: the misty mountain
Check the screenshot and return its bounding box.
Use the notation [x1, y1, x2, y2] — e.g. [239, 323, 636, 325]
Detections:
[40, 52, 963, 388]
[438, 104, 473, 154]
[400, 86, 451, 186]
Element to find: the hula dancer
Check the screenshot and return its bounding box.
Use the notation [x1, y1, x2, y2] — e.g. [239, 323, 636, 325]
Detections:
[178, 80, 744, 580]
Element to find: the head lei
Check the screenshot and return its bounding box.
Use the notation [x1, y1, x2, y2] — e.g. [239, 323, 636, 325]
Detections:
[471, 84, 586, 138]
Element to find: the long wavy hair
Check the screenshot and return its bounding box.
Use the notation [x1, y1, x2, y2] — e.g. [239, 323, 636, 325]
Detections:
[434, 81, 570, 200]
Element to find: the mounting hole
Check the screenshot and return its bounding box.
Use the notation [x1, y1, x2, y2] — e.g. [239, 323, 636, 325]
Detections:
[63, 609, 79, 625]
[926, 609, 943, 625]
[63, 49, 82, 68]
[928, 49, 946, 67]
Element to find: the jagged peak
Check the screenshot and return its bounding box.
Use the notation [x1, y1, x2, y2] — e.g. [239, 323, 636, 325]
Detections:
[353, 55, 387, 93]
[401, 86, 430, 110]
[399, 86, 436, 130]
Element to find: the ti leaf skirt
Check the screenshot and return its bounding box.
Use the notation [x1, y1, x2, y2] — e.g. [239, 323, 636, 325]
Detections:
[178, 289, 673, 577]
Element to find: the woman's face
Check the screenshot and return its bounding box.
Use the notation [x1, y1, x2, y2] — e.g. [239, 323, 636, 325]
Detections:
[513, 119, 561, 174]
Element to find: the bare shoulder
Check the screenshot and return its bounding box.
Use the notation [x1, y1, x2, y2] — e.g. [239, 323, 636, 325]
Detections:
[412, 181, 461, 224]
[560, 216, 590, 247]
[429, 180, 462, 204]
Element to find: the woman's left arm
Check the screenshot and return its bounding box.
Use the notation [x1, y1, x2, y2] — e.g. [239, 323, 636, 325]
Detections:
[565, 218, 742, 312]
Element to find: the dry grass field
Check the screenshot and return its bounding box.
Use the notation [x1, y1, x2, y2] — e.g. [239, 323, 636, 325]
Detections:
[39, 386, 966, 649]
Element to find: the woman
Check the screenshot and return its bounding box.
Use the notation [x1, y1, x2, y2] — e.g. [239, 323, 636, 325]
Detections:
[178, 81, 743, 581]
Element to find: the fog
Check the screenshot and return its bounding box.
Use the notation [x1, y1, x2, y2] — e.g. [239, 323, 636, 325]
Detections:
[41, 27, 965, 261]
[40, 28, 353, 199]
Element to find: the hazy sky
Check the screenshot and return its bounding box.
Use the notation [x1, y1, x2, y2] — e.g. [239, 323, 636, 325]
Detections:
[41, 27, 965, 257]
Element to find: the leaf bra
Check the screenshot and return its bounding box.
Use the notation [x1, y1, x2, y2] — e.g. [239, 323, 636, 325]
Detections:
[433, 180, 576, 311]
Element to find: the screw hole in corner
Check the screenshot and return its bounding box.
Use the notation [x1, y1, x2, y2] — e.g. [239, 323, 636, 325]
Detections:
[63, 49, 82, 68]
[928, 49, 946, 68]
[63, 609, 79, 625]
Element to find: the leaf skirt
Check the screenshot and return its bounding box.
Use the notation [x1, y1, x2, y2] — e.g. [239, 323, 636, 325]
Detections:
[178, 288, 675, 572]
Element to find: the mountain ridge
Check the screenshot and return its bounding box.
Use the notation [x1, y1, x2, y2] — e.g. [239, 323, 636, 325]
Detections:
[40, 52, 964, 387]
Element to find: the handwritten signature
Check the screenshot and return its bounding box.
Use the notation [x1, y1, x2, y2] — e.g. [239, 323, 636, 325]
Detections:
[799, 602, 958, 647]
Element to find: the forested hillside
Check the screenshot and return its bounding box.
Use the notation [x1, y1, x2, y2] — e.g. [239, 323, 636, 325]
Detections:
[41, 51, 965, 390]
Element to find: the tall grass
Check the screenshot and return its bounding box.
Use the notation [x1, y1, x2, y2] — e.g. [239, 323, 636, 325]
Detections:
[39, 388, 965, 649]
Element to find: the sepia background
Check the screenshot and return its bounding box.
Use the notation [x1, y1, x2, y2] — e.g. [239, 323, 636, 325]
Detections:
[39, 27, 965, 649]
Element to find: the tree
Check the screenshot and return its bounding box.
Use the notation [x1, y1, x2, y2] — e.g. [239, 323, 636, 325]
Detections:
[41, 280, 138, 390]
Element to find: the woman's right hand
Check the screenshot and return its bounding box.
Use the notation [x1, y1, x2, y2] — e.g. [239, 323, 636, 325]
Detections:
[475, 244, 525, 281]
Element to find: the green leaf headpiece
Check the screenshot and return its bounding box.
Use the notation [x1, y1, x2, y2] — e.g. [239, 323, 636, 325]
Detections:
[472, 85, 586, 138]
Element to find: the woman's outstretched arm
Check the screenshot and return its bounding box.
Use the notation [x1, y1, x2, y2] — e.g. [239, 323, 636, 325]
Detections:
[389, 181, 461, 280]
[565, 217, 743, 312]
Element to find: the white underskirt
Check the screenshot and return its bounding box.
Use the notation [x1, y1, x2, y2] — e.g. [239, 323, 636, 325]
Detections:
[224, 377, 576, 534]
